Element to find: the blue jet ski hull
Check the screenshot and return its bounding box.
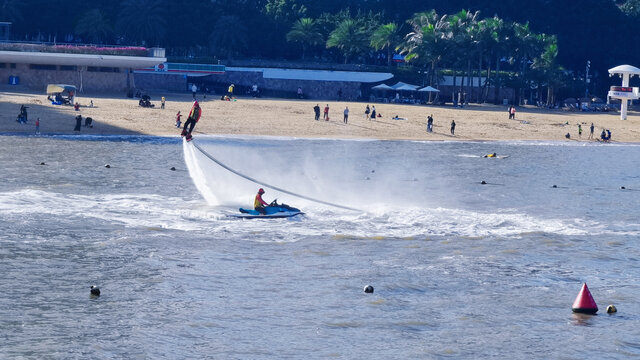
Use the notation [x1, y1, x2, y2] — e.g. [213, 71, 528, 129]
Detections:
[230, 204, 303, 219]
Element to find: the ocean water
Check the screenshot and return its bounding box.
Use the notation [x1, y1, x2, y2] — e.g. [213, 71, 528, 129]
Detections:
[0, 134, 639, 359]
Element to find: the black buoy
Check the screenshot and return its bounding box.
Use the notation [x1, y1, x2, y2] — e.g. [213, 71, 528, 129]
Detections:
[481, 180, 487, 185]
[621, 186, 626, 190]
[170, 167, 176, 171]
[552, 185, 557, 188]
[364, 285, 374, 293]
[40, 162, 46, 165]
[371, 170, 375, 173]
[90, 285, 100, 297]
[104, 164, 111, 168]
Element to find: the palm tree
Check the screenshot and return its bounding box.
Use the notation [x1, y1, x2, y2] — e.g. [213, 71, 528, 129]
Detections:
[75, 9, 113, 44]
[532, 35, 563, 106]
[401, 10, 451, 101]
[209, 16, 249, 59]
[286, 18, 323, 60]
[326, 18, 369, 64]
[370, 23, 402, 67]
[117, 0, 167, 46]
[447, 10, 478, 103]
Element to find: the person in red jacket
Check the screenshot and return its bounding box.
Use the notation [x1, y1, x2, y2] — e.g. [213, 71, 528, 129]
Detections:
[181, 101, 202, 141]
[254, 188, 269, 214]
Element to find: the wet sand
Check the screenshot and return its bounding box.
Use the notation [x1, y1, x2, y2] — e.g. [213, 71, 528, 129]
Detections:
[2, 88, 639, 142]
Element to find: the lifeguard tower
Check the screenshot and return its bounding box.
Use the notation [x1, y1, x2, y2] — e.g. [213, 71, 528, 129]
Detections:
[607, 64, 640, 120]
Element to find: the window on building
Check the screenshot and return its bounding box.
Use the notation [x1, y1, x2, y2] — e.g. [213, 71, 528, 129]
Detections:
[0, 63, 6, 68]
[10, 63, 16, 68]
[29, 64, 57, 70]
[59, 65, 77, 71]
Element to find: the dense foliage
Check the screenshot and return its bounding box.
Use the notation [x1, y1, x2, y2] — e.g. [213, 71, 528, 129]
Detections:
[1, 0, 638, 100]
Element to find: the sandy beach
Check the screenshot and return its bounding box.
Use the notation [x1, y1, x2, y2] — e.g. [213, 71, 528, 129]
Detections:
[2, 88, 640, 142]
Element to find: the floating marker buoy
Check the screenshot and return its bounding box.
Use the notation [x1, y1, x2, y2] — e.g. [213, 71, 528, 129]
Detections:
[40, 162, 46, 165]
[481, 180, 487, 185]
[364, 285, 374, 293]
[104, 164, 111, 168]
[621, 186, 626, 190]
[371, 170, 375, 173]
[170, 167, 176, 171]
[552, 185, 557, 188]
[606, 304, 617, 313]
[572, 283, 598, 314]
[90, 285, 100, 297]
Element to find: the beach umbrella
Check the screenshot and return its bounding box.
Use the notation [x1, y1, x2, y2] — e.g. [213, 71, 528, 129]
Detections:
[390, 82, 420, 90]
[371, 83, 394, 90]
[418, 86, 440, 92]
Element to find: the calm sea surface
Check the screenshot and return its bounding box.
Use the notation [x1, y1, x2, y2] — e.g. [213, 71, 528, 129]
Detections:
[0, 135, 639, 359]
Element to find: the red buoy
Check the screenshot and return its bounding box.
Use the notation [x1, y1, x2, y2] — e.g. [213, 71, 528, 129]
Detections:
[572, 283, 598, 314]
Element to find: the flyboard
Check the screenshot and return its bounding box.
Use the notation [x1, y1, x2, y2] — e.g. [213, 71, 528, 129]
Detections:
[183, 138, 361, 219]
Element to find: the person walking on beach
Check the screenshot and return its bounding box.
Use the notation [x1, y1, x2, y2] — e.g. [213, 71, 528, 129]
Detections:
[588, 123, 594, 139]
[450, 119, 456, 135]
[427, 114, 433, 133]
[509, 106, 516, 119]
[191, 83, 197, 99]
[370, 106, 376, 120]
[175, 111, 182, 128]
[313, 104, 320, 120]
[181, 100, 202, 141]
[343, 106, 349, 124]
[364, 105, 370, 119]
[578, 124, 582, 138]
[227, 84, 235, 98]
[35, 117, 40, 134]
[297, 87, 303, 99]
[161, 96, 166, 109]
[324, 104, 329, 121]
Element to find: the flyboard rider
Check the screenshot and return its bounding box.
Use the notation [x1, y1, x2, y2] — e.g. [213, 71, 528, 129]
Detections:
[181, 100, 202, 141]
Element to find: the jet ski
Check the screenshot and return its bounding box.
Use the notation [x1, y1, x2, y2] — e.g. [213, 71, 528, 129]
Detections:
[230, 200, 304, 219]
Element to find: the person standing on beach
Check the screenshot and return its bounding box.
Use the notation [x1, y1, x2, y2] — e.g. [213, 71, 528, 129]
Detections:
[161, 96, 166, 109]
[175, 111, 182, 128]
[324, 104, 329, 121]
[297, 87, 303, 99]
[313, 104, 320, 120]
[181, 101, 202, 141]
[509, 106, 516, 119]
[370, 106, 376, 120]
[588, 123, 594, 139]
[228, 84, 235, 98]
[74, 115, 82, 131]
[578, 124, 582, 138]
[450, 119, 456, 135]
[427, 114, 433, 133]
[343, 106, 349, 124]
[364, 105, 370, 119]
[191, 84, 197, 99]
[35, 117, 40, 134]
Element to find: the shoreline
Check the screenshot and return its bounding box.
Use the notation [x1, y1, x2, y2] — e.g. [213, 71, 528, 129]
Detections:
[2, 88, 639, 143]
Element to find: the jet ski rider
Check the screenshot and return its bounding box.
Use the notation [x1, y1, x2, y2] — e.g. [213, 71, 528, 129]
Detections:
[254, 188, 269, 215]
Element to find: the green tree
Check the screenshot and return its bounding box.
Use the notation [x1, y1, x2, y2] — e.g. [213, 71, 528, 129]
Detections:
[75, 9, 113, 43]
[209, 15, 249, 59]
[286, 18, 323, 59]
[326, 18, 369, 63]
[116, 0, 167, 46]
[370, 23, 402, 67]
[402, 10, 451, 101]
[531, 35, 563, 106]
[620, 0, 640, 17]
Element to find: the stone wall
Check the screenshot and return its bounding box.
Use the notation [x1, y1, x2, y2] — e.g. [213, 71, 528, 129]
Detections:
[133, 73, 188, 92]
[0, 64, 128, 92]
[201, 70, 364, 100]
